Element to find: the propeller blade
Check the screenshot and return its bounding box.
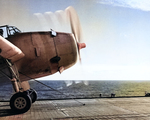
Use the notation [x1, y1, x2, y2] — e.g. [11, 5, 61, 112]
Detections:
[55, 10, 66, 24]
[65, 6, 86, 62]
[65, 6, 82, 43]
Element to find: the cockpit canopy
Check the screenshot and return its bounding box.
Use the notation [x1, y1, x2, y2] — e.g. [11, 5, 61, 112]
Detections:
[0, 25, 21, 38]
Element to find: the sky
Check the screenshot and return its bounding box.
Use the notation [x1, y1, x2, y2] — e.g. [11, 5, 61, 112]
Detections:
[1, 0, 150, 80]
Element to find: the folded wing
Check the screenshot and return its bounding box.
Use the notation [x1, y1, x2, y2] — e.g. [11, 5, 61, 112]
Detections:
[0, 36, 25, 63]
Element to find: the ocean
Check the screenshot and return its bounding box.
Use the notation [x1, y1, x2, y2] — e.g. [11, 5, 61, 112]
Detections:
[0, 79, 150, 101]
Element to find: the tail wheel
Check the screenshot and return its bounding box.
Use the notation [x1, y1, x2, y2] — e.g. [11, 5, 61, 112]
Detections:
[30, 88, 37, 103]
[10, 92, 32, 113]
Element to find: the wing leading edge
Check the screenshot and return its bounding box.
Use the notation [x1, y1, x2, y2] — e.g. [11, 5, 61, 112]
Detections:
[0, 36, 25, 63]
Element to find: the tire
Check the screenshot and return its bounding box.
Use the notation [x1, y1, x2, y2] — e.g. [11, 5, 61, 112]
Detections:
[10, 92, 32, 113]
[30, 88, 37, 103]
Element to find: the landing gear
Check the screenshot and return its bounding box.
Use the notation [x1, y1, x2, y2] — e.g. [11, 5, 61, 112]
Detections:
[29, 88, 37, 103]
[10, 89, 37, 113]
[1, 58, 38, 113]
[10, 92, 32, 113]
[10, 78, 37, 113]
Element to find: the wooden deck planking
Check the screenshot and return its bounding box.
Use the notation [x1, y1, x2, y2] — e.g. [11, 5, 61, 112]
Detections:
[0, 98, 150, 119]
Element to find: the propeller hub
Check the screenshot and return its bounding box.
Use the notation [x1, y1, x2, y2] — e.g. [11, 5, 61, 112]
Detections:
[77, 43, 86, 50]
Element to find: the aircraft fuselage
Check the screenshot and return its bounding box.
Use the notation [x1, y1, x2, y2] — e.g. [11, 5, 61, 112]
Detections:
[7, 31, 78, 81]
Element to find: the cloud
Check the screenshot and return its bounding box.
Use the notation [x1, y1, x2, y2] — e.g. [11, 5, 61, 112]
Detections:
[97, 0, 150, 11]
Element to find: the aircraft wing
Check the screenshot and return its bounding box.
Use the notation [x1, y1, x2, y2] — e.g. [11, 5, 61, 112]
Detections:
[0, 36, 25, 63]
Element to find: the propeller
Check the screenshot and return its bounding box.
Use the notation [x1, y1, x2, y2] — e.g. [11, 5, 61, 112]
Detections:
[65, 6, 86, 62]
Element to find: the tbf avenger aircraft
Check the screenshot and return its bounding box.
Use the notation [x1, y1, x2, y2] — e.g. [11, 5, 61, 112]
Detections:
[0, 6, 86, 113]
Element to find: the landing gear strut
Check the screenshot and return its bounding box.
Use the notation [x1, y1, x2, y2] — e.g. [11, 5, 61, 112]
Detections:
[1, 59, 38, 113]
[29, 88, 37, 103]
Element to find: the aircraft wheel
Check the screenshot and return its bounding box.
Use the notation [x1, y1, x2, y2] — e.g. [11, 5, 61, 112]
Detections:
[10, 92, 32, 113]
[30, 88, 37, 103]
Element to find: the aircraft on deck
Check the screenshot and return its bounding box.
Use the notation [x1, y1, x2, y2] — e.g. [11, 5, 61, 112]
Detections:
[0, 6, 86, 113]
